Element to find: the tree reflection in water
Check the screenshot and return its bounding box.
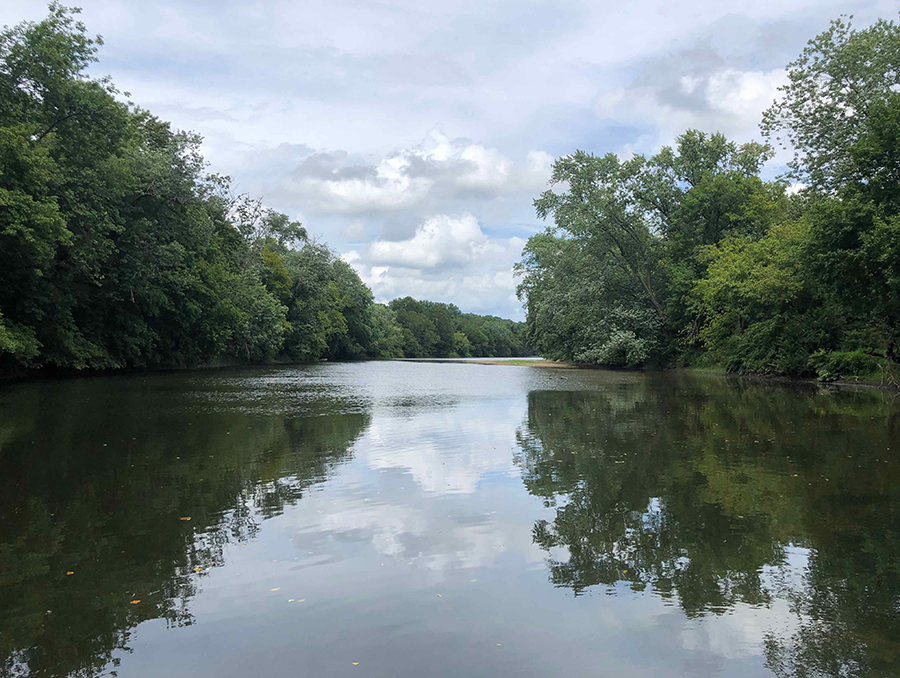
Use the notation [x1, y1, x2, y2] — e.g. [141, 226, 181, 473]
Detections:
[0, 375, 371, 678]
[2, 370, 898, 677]
[515, 377, 900, 676]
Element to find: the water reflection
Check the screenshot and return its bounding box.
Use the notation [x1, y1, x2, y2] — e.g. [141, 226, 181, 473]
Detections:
[0, 371, 371, 677]
[515, 376, 900, 676]
[1, 366, 899, 677]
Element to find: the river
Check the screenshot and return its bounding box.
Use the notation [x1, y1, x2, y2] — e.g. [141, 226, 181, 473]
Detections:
[1, 362, 898, 677]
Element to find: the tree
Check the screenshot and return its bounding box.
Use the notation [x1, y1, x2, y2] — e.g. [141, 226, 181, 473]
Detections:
[761, 16, 900, 193]
[534, 151, 667, 322]
[451, 331, 471, 357]
[520, 132, 774, 368]
[762, 17, 900, 363]
[694, 219, 842, 374]
[367, 304, 405, 358]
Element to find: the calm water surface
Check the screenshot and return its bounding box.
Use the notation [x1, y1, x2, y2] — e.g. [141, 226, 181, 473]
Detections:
[1, 362, 899, 677]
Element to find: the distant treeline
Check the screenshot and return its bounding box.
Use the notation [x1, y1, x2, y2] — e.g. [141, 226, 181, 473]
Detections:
[0, 5, 527, 374]
[383, 297, 529, 358]
[516, 17, 900, 384]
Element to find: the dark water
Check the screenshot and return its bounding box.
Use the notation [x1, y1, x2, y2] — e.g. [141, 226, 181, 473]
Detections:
[1, 363, 899, 678]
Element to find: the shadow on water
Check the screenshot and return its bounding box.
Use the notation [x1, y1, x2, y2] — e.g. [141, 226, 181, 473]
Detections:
[0, 371, 371, 678]
[514, 375, 900, 676]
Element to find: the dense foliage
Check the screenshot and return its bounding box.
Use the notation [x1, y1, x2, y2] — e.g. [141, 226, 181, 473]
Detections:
[386, 296, 529, 358]
[0, 5, 527, 374]
[517, 16, 900, 383]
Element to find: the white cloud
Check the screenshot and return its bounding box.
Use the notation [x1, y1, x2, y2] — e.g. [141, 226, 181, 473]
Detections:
[367, 213, 504, 269]
[344, 212, 526, 316]
[342, 220, 366, 240]
[707, 69, 786, 120]
[593, 67, 788, 157]
[271, 130, 553, 216]
[281, 156, 430, 214]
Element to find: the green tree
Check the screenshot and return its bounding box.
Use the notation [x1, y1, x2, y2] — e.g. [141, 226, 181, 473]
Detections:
[763, 16, 900, 365]
[534, 151, 667, 322]
[693, 219, 840, 373]
[367, 304, 405, 358]
[451, 331, 472, 357]
[761, 16, 900, 193]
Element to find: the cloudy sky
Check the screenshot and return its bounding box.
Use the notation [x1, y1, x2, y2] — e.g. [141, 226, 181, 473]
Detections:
[5, 0, 894, 318]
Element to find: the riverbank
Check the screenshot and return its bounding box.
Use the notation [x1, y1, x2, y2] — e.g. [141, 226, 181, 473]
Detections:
[453, 357, 900, 390]
[463, 358, 571, 368]
[394, 357, 572, 368]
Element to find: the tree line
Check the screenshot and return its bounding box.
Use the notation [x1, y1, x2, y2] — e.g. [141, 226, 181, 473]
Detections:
[381, 297, 529, 358]
[0, 5, 528, 374]
[516, 16, 900, 383]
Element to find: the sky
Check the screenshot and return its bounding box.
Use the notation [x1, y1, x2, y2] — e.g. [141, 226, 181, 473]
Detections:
[3, 0, 896, 319]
